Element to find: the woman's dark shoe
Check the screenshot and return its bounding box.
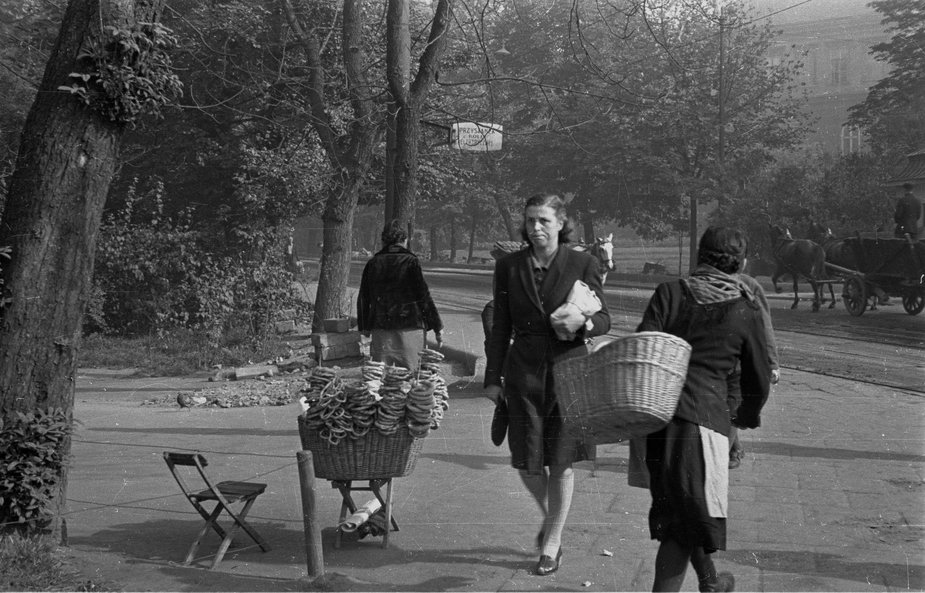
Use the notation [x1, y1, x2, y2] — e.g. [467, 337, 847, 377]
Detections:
[535, 548, 562, 576]
[728, 448, 743, 469]
[699, 571, 735, 592]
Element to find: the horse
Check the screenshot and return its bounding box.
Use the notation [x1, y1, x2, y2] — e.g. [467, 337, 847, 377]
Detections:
[768, 223, 826, 311]
[480, 233, 614, 350]
[573, 232, 614, 284]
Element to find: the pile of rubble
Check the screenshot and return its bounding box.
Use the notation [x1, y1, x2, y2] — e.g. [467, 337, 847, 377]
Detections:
[145, 338, 324, 409]
[183, 377, 301, 408]
[143, 307, 384, 409]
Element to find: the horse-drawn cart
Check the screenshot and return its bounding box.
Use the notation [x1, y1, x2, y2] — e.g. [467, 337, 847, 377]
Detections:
[826, 235, 925, 316]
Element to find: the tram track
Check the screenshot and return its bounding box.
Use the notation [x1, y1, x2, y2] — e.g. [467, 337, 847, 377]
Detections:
[779, 361, 925, 396]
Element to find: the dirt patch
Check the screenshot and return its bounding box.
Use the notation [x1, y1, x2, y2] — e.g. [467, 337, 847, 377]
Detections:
[140, 356, 371, 409]
[141, 375, 304, 408]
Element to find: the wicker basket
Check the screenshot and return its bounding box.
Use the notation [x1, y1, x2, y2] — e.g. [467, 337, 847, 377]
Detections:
[298, 418, 424, 481]
[553, 331, 692, 444]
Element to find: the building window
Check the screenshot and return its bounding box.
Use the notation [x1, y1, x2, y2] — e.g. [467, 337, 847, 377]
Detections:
[830, 56, 848, 86]
[841, 124, 861, 154]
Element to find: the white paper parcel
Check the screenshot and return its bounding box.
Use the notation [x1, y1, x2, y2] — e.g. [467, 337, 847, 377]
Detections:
[549, 279, 602, 340]
[338, 499, 382, 532]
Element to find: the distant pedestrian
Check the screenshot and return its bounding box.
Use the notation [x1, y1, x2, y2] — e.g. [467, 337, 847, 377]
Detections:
[483, 192, 611, 576]
[636, 226, 772, 592]
[894, 183, 922, 239]
[357, 219, 442, 370]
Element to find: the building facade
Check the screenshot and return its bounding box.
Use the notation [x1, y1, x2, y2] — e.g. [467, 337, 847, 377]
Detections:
[766, 10, 889, 155]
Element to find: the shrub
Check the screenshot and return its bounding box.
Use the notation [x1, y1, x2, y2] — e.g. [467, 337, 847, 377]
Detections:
[0, 532, 110, 591]
[0, 408, 71, 534]
[78, 328, 294, 376]
[0, 532, 67, 590]
[90, 177, 307, 340]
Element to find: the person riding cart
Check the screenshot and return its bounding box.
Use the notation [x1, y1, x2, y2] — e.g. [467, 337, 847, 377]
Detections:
[894, 183, 923, 240]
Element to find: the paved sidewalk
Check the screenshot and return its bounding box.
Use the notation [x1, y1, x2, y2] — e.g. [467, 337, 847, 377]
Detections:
[65, 307, 924, 592]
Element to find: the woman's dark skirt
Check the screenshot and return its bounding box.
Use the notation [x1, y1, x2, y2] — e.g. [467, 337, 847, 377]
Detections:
[505, 361, 594, 474]
[646, 417, 726, 552]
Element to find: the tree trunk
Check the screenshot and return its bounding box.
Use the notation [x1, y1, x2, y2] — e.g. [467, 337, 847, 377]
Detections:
[281, 0, 380, 333]
[384, 119, 398, 222]
[314, 190, 356, 331]
[384, 0, 453, 235]
[385, 101, 420, 229]
[0, 0, 169, 542]
[312, 151, 376, 331]
[467, 214, 477, 263]
[678, 231, 684, 277]
[689, 196, 699, 273]
[385, 0, 413, 228]
[582, 218, 596, 244]
[450, 220, 457, 262]
[429, 226, 438, 260]
[492, 192, 518, 240]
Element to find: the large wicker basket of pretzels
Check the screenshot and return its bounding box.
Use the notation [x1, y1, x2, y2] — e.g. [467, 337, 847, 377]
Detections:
[299, 421, 423, 480]
[297, 352, 448, 481]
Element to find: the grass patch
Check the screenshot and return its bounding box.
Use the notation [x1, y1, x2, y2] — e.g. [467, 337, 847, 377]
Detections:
[78, 327, 296, 377]
[0, 533, 109, 592]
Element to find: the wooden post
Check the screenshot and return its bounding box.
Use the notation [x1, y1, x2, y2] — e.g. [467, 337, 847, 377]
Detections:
[297, 451, 324, 578]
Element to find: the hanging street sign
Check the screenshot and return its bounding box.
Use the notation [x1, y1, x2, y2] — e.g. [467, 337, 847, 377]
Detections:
[450, 122, 503, 152]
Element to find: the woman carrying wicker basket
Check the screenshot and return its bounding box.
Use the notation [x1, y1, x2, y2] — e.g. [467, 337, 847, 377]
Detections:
[483, 193, 611, 576]
[636, 226, 772, 592]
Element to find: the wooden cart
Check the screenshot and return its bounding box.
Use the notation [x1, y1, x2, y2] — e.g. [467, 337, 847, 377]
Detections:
[826, 235, 925, 316]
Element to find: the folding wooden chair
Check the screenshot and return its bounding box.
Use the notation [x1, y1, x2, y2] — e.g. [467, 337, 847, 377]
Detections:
[163, 452, 271, 569]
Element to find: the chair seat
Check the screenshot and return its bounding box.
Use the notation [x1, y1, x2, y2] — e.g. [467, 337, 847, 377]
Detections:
[192, 481, 267, 503]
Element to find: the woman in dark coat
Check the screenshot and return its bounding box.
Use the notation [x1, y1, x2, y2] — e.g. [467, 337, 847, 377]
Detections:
[636, 226, 771, 592]
[484, 193, 611, 576]
[357, 219, 443, 370]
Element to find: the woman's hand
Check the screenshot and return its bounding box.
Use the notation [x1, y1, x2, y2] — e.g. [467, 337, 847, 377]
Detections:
[484, 384, 502, 404]
[549, 303, 585, 340]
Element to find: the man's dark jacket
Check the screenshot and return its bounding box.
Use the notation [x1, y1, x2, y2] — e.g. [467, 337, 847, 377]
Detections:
[357, 245, 443, 332]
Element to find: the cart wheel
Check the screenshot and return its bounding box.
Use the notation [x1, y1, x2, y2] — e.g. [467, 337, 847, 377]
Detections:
[902, 288, 925, 316]
[842, 276, 867, 316]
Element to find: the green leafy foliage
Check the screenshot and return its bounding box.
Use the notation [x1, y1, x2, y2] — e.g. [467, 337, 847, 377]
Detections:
[443, 0, 810, 241]
[78, 328, 294, 377]
[0, 532, 66, 590]
[714, 148, 893, 253]
[848, 0, 925, 157]
[0, 1, 64, 208]
[58, 23, 182, 126]
[0, 531, 110, 591]
[0, 408, 71, 533]
[90, 177, 308, 343]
